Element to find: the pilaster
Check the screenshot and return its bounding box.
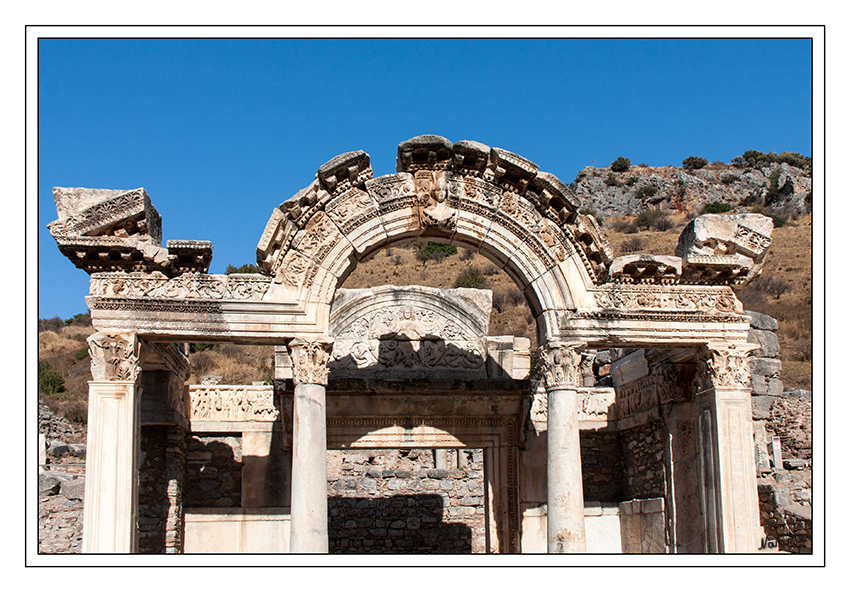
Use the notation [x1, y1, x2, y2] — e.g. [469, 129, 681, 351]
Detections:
[82, 332, 142, 553]
[695, 342, 761, 553]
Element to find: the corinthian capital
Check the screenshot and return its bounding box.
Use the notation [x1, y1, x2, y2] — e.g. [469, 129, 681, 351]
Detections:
[289, 337, 334, 386]
[539, 342, 586, 390]
[697, 342, 759, 390]
[87, 332, 141, 381]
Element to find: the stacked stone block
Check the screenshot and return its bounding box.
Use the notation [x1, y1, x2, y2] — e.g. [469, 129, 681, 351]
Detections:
[327, 449, 485, 553]
[747, 311, 782, 396]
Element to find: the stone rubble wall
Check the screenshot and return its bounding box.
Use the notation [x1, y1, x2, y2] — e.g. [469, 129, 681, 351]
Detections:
[327, 449, 486, 553]
[748, 310, 812, 553]
[139, 426, 186, 553]
[183, 435, 242, 509]
[580, 431, 624, 503]
[620, 420, 666, 501]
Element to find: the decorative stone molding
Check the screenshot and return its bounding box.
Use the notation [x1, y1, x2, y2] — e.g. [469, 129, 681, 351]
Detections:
[539, 342, 585, 390]
[591, 284, 740, 313]
[289, 337, 334, 386]
[609, 254, 683, 284]
[189, 385, 278, 422]
[87, 332, 141, 382]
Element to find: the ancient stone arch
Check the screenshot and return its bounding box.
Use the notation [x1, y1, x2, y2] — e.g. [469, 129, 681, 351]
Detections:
[48, 135, 774, 554]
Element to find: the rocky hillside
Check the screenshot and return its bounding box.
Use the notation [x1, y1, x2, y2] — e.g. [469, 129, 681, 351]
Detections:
[572, 159, 811, 218]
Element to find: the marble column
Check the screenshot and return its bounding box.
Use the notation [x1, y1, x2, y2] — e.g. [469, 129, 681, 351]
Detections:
[541, 342, 587, 553]
[288, 337, 333, 553]
[696, 342, 762, 553]
[82, 332, 142, 553]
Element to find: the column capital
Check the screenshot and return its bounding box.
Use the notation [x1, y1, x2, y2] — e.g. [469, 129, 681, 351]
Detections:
[288, 337, 334, 386]
[539, 341, 586, 390]
[87, 332, 141, 382]
[697, 342, 759, 391]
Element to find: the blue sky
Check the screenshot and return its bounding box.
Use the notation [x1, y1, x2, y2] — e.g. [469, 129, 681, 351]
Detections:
[37, 37, 814, 320]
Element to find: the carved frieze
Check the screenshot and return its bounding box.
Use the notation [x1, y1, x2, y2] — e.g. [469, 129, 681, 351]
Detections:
[89, 272, 272, 301]
[189, 385, 278, 422]
[592, 284, 740, 314]
[87, 332, 141, 382]
[528, 387, 617, 423]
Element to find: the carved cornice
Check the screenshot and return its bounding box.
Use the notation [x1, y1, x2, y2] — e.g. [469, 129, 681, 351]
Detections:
[591, 284, 741, 314]
[87, 332, 141, 382]
[289, 337, 334, 386]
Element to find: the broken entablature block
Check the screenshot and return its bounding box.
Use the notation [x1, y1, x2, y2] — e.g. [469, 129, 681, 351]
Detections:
[49, 187, 212, 276]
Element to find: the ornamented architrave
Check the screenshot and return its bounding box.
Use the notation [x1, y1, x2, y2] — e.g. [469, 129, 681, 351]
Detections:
[289, 337, 334, 386]
[539, 342, 586, 390]
[87, 332, 141, 382]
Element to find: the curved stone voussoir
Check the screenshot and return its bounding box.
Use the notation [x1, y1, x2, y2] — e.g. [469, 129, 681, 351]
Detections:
[365, 172, 421, 243]
[396, 135, 454, 172]
[488, 147, 539, 194]
[317, 150, 373, 197]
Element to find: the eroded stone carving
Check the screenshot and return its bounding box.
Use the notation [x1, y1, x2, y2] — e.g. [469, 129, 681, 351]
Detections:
[329, 286, 491, 379]
[87, 332, 141, 382]
[675, 214, 773, 285]
[540, 343, 584, 389]
[89, 272, 272, 301]
[698, 344, 756, 390]
[592, 284, 740, 314]
[289, 337, 334, 386]
[609, 254, 683, 284]
[189, 385, 278, 422]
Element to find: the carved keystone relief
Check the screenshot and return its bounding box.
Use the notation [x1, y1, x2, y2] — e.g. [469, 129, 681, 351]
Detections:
[87, 332, 141, 381]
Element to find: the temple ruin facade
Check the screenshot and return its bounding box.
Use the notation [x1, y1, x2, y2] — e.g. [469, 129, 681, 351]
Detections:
[48, 135, 777, 554]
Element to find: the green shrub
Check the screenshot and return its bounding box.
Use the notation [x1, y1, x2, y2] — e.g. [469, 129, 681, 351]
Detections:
[635, 185, 658, 199]
[682, 156, 708, 170]
[414, 242, 457, 264]
[63, 403, 88, 425]
[765, 169, 782, 205]
[225, 263, 259, 274]
[38, 361, 65, 395]
[610, 156, 631, 173]
[634, 209, 662, 229]
[604, 173, 622, 187]
[65, 312, 91, 326]
[39, 316, 64, 333]
[453, 267, 490, 289]
[721, 174, 740, 185]
[702, 201, 732, 214]
[74, 348, 89, 360]
[651, 216, 674, 231]
[620, 237, 644, 253]
[189, 343, 220, 354]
